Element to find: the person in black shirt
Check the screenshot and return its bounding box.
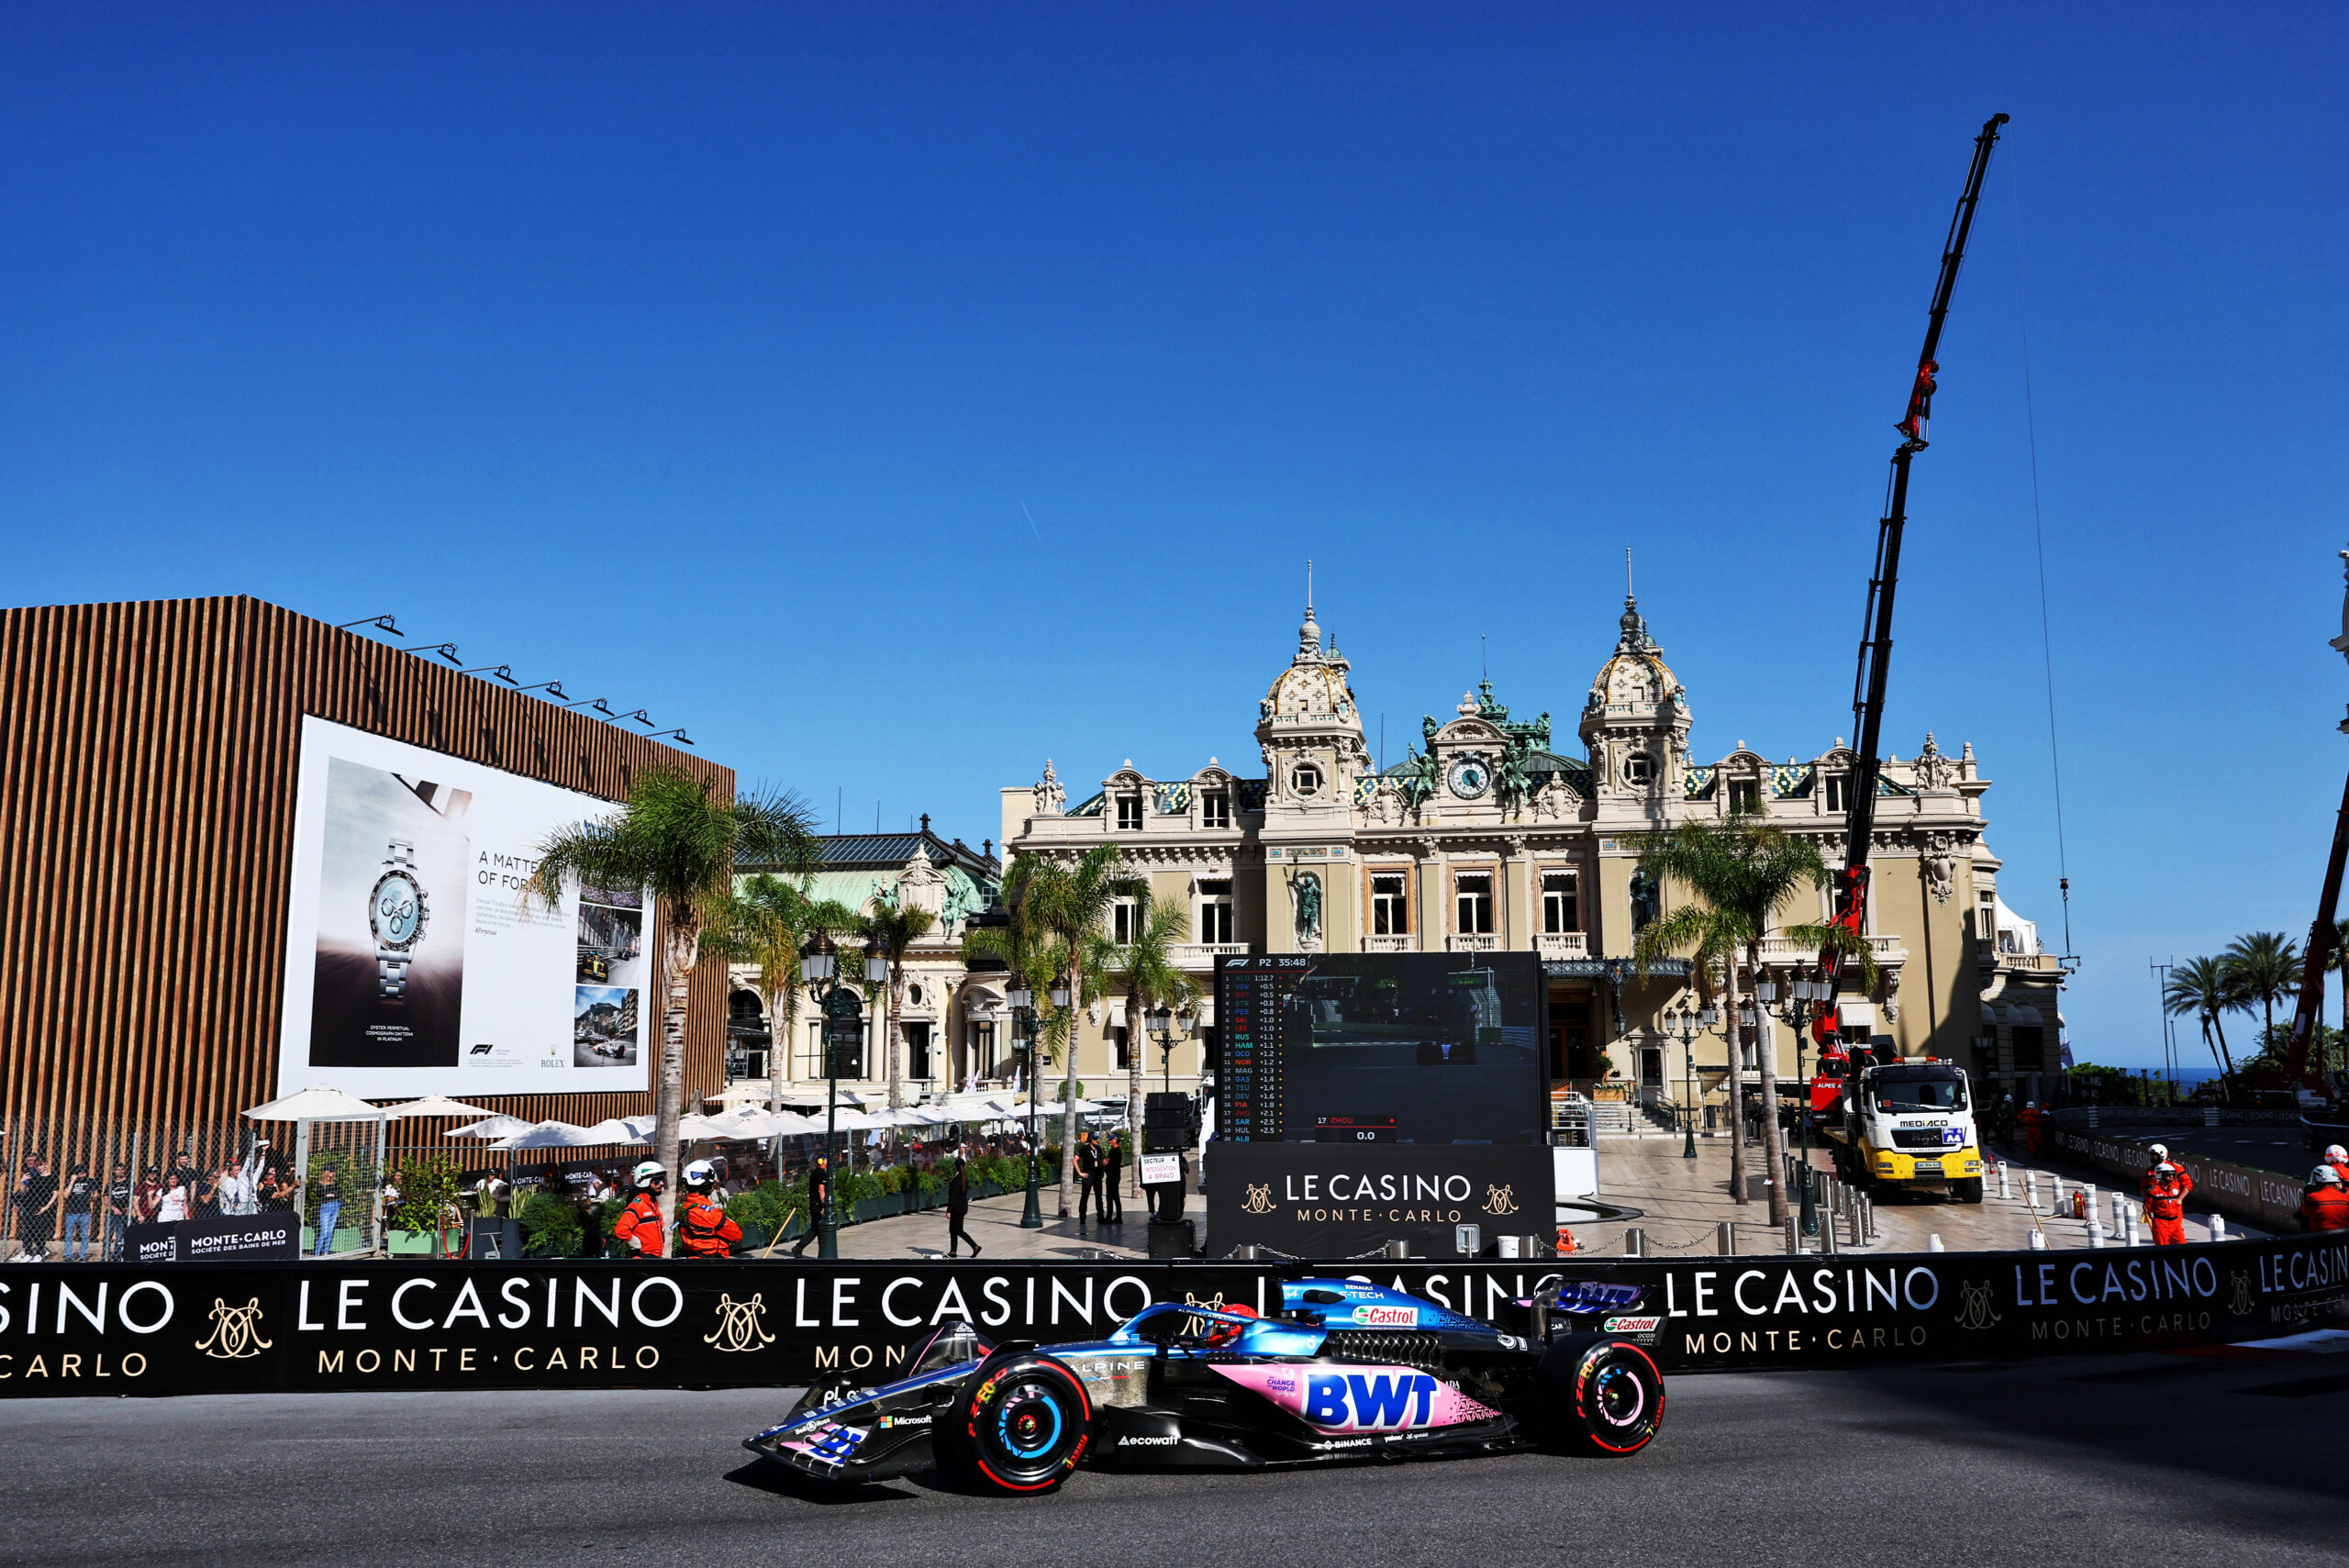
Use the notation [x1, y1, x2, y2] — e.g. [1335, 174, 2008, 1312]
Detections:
[945, 1154, 980, 1257]
[1102, 1132, 1125, 1224]
[61, 1163, 97, 1262]
[13, 1157, 58, 1262]
[104, 1163, 132, 1260]
[1075, 1134, 1103, 1227]
[789, 1156, 829, 1258]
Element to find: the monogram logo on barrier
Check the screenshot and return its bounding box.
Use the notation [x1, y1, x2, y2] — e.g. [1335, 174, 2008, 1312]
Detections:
[705, 1293, 776, 1353]
[195, 1297, 273, 1360]
[1483, 1184, 1518, 1216]
[1953, 1280, 2002, 1332]
[1241, 1184, 1275, 1215]
[2228, 1270, 2254, 1318]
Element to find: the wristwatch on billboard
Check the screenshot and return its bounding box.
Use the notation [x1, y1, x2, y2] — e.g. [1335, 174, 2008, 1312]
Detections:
[369, 838, 429, 1003]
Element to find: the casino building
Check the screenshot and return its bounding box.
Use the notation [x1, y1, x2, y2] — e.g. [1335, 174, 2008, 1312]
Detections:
[998, 595, 2070, 1119]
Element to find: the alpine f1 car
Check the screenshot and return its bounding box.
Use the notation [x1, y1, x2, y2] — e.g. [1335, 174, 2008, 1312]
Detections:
[744, 1276, 1664, 1495]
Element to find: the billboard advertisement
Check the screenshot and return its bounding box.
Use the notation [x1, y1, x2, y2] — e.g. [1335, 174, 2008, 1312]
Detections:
[274, 717, 651, 1097]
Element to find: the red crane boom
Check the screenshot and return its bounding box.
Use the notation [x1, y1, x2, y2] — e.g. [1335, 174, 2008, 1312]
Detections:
[1816, 115, 2009, 1061]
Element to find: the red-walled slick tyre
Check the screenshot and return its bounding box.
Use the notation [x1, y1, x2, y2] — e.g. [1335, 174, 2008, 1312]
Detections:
[1536, 1334, 1664, 1456]
[940, 1351, 1094, 1495]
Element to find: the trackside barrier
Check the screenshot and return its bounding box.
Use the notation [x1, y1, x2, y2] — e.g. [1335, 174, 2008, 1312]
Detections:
[2051, 1125, 2310, 1237]
[0, 1235, 2343, 1400]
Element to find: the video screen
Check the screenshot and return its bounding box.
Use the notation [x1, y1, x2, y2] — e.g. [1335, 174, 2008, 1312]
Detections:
[1217, 952, 1547, 1145]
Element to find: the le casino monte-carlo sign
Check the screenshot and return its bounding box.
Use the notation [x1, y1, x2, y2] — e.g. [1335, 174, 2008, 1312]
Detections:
[1, 1235, 2344, 1399]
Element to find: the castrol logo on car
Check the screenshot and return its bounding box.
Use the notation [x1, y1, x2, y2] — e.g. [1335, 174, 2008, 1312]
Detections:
[1602, 1316, 1663, 1334]
[1351, 1304, 1419, 1328]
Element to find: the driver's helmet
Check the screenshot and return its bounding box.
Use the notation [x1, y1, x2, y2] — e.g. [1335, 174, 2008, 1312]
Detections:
[682, 1160, 717, 1192]
[1202, 1302, 1259, 1347]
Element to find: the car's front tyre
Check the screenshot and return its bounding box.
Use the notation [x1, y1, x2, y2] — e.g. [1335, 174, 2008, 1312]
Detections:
[1536, 1334, 1664, 1456]
[940, 1351, 1094, 1495]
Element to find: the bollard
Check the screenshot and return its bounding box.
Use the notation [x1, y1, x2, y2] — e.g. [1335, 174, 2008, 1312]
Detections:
[1928, 1233, 1945, 1252]
[2028, 1229, 2046, 1251]
[1497, 1234, 1521, 1259]
[1998, 1162, 2011, 1201]
[1821, 1207, 1838, 1255]
[2052, 1174, 2065, 1211]
[1784, 1216, 1799, 1255]
[1385, 1240, 1411, 1260]
[1623, 1228, 1644, 1258]
[2112, 1191, 2129, 1238]
[2125, 1209, 2141, 1248]
[1718, 1220, 1736, 1257]
[1860, 1193, 1875, 1244]
[2210, 1214, 2228, 1243]
[2025, 1171, 2041, 1209]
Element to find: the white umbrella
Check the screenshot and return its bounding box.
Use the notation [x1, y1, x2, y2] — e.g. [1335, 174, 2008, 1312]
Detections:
[489, 1120, 601, 1150]
[242, 1084, 389, 1122]
[581, 1118, 654, 1146]
[384, 1095, 500, 1121]
[447, 1115, 533, 1140]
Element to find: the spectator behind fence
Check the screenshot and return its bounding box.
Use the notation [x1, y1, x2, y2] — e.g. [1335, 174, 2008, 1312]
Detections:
[312, 1165, 342, 1257]
[155, 1168, 190, 1224]
[61, 1162, 96, 1262]
[12, 1156, 59, 1262]
[132, 1167, 161, 1224]
[105, 1163, 131, 1260]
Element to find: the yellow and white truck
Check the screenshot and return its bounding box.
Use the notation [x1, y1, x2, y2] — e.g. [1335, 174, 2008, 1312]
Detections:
[1825, 1059, 1985, 1204]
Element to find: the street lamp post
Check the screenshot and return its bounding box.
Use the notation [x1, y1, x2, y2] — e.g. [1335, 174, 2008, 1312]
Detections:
[1147, 1006, 1174, 1095]
[798, 930, 889, 1261]
[1007, 982, 1041, 1229]
[1663, 1004, 1701, 1160]
[1761, 973, 1826, 1240]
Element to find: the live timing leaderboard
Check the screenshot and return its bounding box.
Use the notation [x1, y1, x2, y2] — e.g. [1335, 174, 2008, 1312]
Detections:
[1214, 952, 1548, 1146]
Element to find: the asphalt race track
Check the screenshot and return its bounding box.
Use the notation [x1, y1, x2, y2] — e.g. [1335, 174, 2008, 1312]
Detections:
[8, 1354, 2346, 1567]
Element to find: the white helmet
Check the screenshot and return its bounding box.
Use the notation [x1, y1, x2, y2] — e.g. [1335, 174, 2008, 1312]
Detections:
[683, 1160, 718, 1191]
[631, 1161, 667, 1191]
[2155, 1163, 2176, 1176]
[2316, 1165, 2346, 1187]
[2025, 1101, 2038, 1110]
[2325, 1144, 2347, 1163]
[2147, 1143, 2168, 1161]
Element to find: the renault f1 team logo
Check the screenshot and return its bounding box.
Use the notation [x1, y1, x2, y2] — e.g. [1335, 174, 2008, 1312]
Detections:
[1351, 1304, 1419, 1328]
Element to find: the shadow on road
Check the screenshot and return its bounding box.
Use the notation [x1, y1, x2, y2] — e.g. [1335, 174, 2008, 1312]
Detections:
[722, 1461, 917, 1507]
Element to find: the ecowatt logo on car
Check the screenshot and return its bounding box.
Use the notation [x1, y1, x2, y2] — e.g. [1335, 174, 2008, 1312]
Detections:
[1350, 1304, 1419, 1328]
[1602, 1316, 1663, 1334]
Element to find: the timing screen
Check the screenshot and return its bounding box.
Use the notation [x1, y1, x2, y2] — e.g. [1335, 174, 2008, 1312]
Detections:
[1217, 953, 1546, 1145]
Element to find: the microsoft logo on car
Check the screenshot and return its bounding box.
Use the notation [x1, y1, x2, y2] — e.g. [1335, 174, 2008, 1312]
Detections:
[1351, 1304, 1419, 1328]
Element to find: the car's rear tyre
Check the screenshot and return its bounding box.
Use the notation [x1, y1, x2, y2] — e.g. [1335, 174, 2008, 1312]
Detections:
[941, 1351, 1093, 1495]
[1537, 1334, 1664, 1456]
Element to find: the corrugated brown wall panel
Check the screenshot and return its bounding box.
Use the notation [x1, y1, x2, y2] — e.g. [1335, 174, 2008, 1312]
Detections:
[0, 595, 737, 1162]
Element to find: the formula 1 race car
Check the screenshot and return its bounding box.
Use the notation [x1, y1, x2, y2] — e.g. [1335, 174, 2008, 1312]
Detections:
[744, 1277, 1664, 1496]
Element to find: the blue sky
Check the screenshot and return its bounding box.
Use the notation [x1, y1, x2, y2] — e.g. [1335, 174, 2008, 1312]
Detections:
[4, 6, 2343, 1068]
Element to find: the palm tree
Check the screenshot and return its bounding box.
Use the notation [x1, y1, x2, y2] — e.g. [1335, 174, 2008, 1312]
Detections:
[860, 899, 939, 1111]
[2221, 931, 2299, 1055]
[2163, 956, 2240, 1089]
[527, 768, 820, 1224]
[710, 875, 857, 1113]
[1631, 812, 1877, 1227]
[1096, 893, 1198, 1203]
[1016, 845, 1145, 1218]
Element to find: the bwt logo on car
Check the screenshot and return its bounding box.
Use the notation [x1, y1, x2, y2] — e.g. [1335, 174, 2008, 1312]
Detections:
[1306, 1372, 1439, 1429]
[1350, 1304, 1419, 1328]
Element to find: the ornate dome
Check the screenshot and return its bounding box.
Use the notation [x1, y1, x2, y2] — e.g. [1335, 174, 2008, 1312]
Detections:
[1262, 606, 1359, 725]
[1586, 595, 1682, 717]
